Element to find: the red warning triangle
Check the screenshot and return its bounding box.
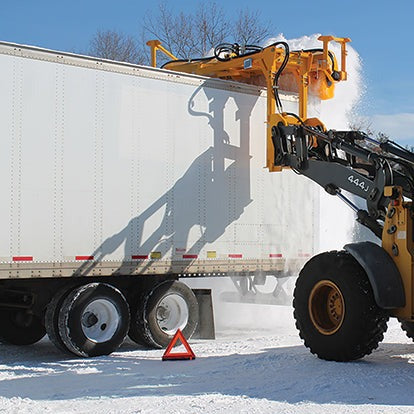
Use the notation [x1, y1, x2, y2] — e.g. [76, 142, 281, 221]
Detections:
[162, 329, 196, 361]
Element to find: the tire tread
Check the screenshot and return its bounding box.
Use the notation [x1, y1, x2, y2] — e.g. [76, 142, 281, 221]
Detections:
[293, 250, 389, 361]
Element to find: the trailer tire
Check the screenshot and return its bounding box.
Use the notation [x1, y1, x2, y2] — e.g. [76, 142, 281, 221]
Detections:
[57, 283, 130, 357]
[45, 285, 76, 353]
[0, 309, 46, 345]
[400, 320, 414, 341]
[294, 250, 389, 361]
[129, 280, 198, 348]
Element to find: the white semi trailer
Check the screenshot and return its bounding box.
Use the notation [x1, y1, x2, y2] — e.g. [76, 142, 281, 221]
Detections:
[0, 41, 320, 357]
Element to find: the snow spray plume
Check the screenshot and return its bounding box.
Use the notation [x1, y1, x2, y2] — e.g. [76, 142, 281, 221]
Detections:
[265, 34, 362, 253]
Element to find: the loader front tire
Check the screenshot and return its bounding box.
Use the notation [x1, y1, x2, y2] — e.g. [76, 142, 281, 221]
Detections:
[294, 250, 388, 361]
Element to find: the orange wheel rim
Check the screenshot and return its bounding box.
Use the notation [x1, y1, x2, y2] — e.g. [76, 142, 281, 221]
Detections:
[308, 280, 345, 335]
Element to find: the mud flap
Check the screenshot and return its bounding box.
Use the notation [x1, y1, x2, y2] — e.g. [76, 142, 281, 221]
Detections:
[192, 289, 215, 339]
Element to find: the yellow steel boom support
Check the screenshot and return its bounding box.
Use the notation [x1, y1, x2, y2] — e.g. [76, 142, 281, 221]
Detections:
[148, 36, 350, 172]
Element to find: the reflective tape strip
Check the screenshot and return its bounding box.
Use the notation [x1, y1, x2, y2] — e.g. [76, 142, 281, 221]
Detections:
[75, 256, 94, 261]
[183, 254, 198, 259]
[228, 254, 242, 259]
[269, 254, 283, 258]
[12, 256, 33, 261]
[132, 255, 148, 260]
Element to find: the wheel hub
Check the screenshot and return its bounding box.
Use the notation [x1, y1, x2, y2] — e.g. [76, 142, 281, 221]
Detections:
[156, 293, 189, 335]
[308, 280, 345, 335]
[82, 311, 99, 328]
[81, 299, 120, 343]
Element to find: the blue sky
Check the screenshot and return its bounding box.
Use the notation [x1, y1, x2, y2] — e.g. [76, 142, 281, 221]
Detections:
[1, 0, 414, 143]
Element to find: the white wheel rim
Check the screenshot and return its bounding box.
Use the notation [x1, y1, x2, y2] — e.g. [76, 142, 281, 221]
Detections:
[81, 299, 120, 343]
[156, 294, 189, 335]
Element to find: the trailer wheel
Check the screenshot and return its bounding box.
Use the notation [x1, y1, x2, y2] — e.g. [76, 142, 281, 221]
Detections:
[293, 250, 389, 361]
[0, 309, 46, 345]
[400, 320, 414, 341]
[45, 285, 76, 353]
[57, 283, 130, 357]
[129, 280, 198, 348]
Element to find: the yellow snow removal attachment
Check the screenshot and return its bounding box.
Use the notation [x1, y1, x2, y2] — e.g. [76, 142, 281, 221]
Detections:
[148, 36, 350, 172]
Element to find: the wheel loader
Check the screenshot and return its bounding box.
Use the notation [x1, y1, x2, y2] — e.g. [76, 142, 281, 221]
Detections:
[149, 36, 414, 361]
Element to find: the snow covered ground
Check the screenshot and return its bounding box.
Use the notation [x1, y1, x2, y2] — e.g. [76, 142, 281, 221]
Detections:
[1, 294, 414, 414]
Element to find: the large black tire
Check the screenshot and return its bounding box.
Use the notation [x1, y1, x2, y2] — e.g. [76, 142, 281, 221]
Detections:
[45, 285, 76, 354]
[129, 280, 199, 348]
[293, 250, 389, 361]
[400, 320, 414, 341]
[57, 283, 130, 357]
[0, 309, 46, 345]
